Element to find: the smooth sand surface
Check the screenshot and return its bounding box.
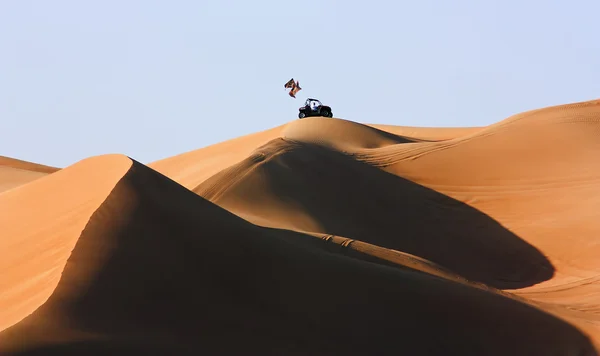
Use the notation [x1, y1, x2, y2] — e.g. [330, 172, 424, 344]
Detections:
[2, 99, 600, 355]
[0, 156, 59, 193]
[149, 125, 286, 190]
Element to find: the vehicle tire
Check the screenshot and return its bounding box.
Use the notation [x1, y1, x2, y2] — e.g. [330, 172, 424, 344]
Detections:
[298, 112, 306, 119]
[321, 109, 330, 117]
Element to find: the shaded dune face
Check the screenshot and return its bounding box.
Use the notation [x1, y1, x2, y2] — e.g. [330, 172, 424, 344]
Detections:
[0, 155, 132, 333]
[194, 138, 554, 290]
[0, 160, 596, 355]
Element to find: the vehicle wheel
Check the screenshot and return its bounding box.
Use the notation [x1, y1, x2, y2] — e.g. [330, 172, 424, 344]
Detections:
[321, 110, 330, 117]
[298, 112, 306, 119]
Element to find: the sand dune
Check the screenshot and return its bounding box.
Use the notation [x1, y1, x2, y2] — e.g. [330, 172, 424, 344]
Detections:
[2, 99, 600, 354]
[0, 155, 130, 332]
[0, 156, 59, 193]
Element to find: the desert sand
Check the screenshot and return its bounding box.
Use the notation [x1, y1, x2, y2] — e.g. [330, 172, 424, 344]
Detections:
[0, 157, 58, 194]
[2, 99, 600, 355]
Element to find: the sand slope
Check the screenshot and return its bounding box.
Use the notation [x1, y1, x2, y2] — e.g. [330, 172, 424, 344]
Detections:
[366, 124, 483, 141]
[0, 155, 130, 332]
[149, 125, 286, 190]
[2, 99, 600, 354]
[0, 156, 59, 193]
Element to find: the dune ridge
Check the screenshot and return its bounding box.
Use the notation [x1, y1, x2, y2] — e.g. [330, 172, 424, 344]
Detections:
[0, 156, 59, 174]
[2, 98, 600, 354]
[0, 155, 131, 332]
[149, 125, 286, 190]
[0, 156, 60, 193]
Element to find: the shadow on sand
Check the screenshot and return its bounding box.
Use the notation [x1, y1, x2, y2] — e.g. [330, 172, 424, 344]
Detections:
[232, 138, 555, 290]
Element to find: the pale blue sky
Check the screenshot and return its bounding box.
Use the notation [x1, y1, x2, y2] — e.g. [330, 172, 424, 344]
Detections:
[1, 1, 599, 168]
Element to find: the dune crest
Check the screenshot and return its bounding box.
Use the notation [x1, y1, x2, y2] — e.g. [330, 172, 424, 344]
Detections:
[366, 124, 483, 141]
[281, 117, 414, 151]
[0, 156, 60, 193]
[149, 125, 285, 190]
[0, 154, 132, 332]
[0, 156, 59, 174]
